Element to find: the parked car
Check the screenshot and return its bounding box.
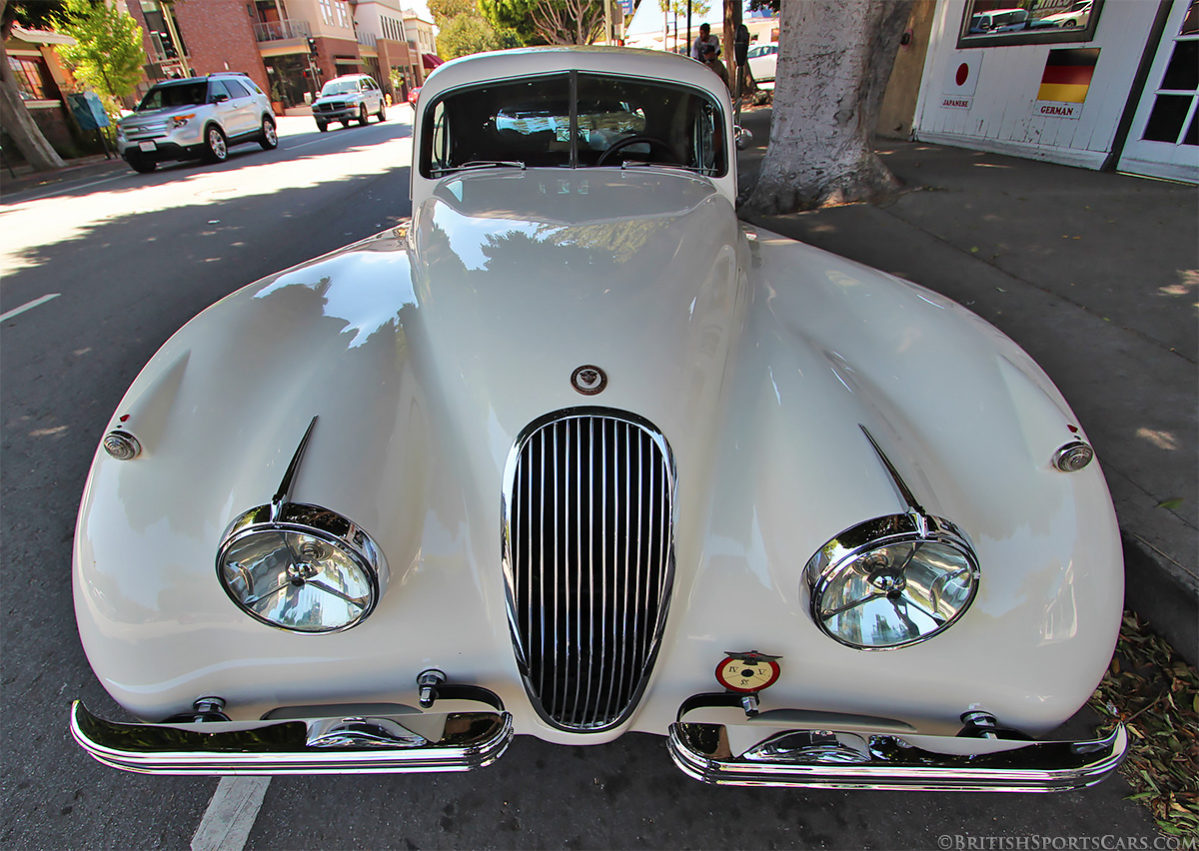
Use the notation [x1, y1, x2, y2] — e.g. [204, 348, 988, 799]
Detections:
[408, 86, 421, 105]
[71, 47, 1127, 791]
[968, 8, 1030, 33]
[746, 42, 778, 83]
[115, 73, 276, 173]
[1030, 0, 1092, 29]
[312, 74, 387, 132]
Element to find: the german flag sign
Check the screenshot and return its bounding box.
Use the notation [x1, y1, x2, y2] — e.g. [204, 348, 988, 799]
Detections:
[1037, 48, 1100, 104]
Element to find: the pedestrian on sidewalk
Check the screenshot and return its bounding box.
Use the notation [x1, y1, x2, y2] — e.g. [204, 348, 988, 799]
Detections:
[691, 23, 719, 61]
[701, 43, 729, 88]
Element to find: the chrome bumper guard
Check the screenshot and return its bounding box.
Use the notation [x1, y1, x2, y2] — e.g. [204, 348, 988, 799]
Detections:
[70, 701, 513, 775]
[667, 722, 1128, 792]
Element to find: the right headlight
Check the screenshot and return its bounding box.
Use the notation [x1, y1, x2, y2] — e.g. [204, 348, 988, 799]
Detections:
[805, 514, 979, 649]
[216, 503, 387, 633]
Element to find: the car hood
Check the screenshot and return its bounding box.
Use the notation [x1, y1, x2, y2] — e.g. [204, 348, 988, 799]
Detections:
[315, 92, 363, 103]
[407, 169, 744, 440]
[121, 107, 195, 124]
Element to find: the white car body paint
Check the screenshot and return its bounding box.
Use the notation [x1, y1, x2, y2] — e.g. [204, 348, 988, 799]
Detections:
[73, 48, 1122, 758]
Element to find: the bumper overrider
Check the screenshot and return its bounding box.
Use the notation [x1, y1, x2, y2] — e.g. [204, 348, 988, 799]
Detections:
[71, 697, 1128, 788]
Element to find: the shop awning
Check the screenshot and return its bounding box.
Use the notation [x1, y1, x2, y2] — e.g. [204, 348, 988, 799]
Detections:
[422, 53, 444, 70]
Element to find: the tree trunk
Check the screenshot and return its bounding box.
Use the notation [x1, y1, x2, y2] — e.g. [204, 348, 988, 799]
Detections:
[721, 0, 739, 88]
[742, 0, 912, 214]
[1, 5, 66, 172]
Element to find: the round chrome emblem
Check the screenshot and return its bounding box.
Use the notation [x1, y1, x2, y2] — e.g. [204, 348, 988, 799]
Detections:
[102, 430, 142, 461]
[571, 365, 607, 396]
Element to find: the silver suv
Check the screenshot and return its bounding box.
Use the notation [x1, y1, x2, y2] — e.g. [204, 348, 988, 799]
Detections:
[117, 73, 277, 173]
[312, 74, 386, 132]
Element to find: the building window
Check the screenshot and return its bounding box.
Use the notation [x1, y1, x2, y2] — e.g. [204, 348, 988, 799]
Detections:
[383, 17, 404, 41]
[8, 55, 50, 99]
[956, 0, 1104, 48]
[320, 0, 350, 28]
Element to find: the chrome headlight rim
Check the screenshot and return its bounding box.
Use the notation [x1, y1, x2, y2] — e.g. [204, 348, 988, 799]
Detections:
[216, 503, 388, 634]
[805, 513, 980, 651]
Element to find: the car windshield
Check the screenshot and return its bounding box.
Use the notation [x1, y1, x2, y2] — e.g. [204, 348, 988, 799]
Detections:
[321, 81, 359, 96]
[421, 72, 726, 176]
[137, 82, 208, 111]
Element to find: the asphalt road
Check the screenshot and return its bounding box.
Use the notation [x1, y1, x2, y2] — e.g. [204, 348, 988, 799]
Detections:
[0, 111, 1161, 849]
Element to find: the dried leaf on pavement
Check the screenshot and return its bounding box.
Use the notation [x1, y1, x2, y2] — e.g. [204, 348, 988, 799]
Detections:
[1089, 611, 1199, 837]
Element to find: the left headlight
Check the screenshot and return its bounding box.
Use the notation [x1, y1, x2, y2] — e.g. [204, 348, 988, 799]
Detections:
[805, 514, 979, 649]
[216, 504, 387, 633]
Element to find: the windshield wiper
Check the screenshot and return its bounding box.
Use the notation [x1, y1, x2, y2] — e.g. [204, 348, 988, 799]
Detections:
[430, 160, 526, 176]
[619, 160, 701, 173]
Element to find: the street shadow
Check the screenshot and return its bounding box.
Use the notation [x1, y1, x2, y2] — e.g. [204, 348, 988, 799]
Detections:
[0, 121, 412, 207]
[1, 163, 414, 848]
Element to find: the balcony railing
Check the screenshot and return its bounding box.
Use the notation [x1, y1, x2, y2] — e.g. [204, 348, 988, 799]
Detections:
[253, 19, 312, 42]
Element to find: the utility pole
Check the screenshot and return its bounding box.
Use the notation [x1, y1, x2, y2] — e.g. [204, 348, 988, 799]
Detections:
[686, 0, 692, 60]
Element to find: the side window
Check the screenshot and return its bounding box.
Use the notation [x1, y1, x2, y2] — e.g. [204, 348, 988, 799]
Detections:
[209, 80, 231, 103]
[429, 101, 450, 172]
[225, 79, 252, 98]
[693, 101, 718, 174]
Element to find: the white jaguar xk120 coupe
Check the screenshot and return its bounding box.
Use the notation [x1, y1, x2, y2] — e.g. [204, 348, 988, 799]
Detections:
[71, 46, 1127, 791]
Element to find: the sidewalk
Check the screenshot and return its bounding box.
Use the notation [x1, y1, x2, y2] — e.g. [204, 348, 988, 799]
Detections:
[1, 151, 128, 197]
[737, 107, 1198, 662]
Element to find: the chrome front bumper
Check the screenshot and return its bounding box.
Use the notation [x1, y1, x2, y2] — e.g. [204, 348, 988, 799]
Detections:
[70, 701, 513, 775]
[667, 722, 1128, 792]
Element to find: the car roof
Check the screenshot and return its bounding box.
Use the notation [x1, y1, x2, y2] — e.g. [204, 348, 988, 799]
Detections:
[152, 72, 251, 86]
[420, 46, 727, 106]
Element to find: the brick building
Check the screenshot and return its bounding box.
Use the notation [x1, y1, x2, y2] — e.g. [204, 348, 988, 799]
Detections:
[125, 0, 431, 111]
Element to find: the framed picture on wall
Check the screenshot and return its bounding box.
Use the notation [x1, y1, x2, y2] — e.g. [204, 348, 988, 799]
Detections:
[956, 0, 1104, 48]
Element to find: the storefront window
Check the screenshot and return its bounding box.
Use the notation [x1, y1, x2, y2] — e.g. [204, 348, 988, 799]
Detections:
[957, 0, 1103, 47]
[264, 54, 316, 107]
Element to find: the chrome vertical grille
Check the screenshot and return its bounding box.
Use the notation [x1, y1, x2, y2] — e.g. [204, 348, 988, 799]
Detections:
[503, 409, 675, 732]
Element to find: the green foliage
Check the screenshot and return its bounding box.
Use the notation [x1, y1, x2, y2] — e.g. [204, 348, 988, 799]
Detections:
[54, 0, 145, 106]
[478, 0, 542, 45]
[4, 0, 68, 34]
[529, 0, 611, 45]
[662, 0, 711, 18]
[493, 25, 524, 49]
[426, 0, 479, 26]
[437, 14, 504, 59]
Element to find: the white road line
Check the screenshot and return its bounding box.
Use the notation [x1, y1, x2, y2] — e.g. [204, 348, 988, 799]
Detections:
[0, 293, 60, 322]
[285, 136, 339, 151]
[5, 173, 126, 204]
[190, 776, 271, 851]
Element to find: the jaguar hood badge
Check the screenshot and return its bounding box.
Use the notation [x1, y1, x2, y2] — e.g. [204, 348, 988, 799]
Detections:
[571, 365, 607, 395]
